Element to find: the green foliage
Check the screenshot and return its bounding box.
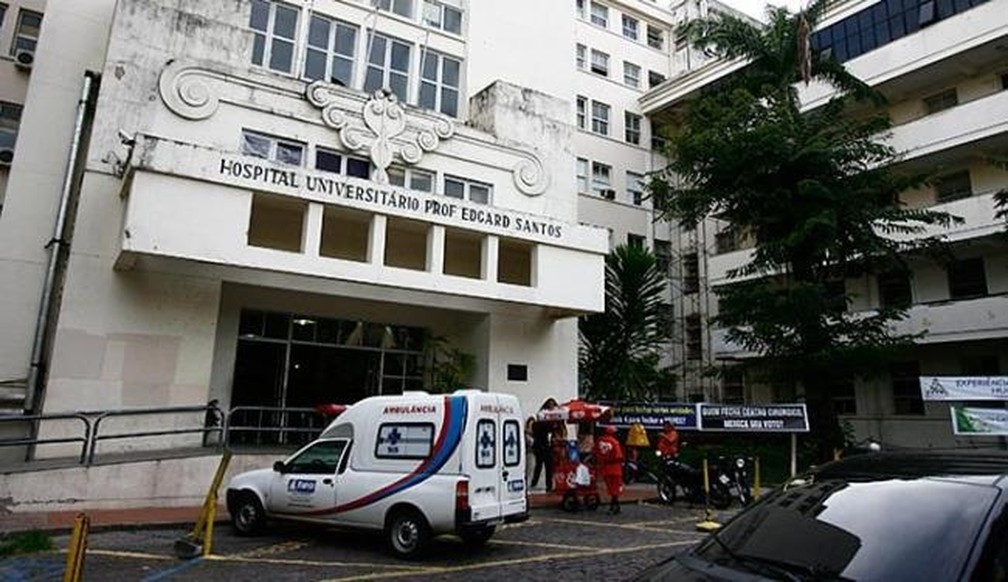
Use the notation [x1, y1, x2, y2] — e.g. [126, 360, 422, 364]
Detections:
[424, 335, 476, 394]
[649, 1, 959, 459]
[579, 244, 670, 401]
[0, 531, 53, 557]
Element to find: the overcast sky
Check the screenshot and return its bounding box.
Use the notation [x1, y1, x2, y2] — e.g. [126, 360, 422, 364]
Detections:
[720, 0, 808, 21]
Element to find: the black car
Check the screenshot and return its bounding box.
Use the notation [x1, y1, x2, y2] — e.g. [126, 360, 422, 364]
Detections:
[633, 450, 1008, 581]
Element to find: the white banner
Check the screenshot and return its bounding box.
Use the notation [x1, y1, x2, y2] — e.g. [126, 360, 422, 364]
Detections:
[919, 376, 1008, 401]
[950, 406, 1008, 436]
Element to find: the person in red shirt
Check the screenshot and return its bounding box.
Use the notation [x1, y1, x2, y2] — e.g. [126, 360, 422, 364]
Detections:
[594, 425, 625, 514]
[656, 421, 680, 459]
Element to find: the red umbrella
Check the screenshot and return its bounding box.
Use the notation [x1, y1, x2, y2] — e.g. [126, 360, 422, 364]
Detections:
[536, 399, 612, 423]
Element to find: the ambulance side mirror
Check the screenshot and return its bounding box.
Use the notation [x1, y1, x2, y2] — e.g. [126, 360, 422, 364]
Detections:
[273, 460, 287, 474]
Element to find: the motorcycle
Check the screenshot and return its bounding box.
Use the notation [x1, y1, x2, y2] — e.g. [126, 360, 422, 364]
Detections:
[654, 451, 752, 509]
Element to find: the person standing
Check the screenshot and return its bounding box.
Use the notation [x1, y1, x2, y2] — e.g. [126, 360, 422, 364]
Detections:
[530, 398, 558, 492]
[656, 421, 680, 459]
[594, 425, 625, 514]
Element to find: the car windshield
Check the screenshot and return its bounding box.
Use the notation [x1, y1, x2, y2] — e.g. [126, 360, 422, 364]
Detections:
[695, 476, 999, 581]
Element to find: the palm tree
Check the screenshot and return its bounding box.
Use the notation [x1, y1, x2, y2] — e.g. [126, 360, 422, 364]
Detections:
[579, 244, 669, 401]
[648, 2, 958, 459]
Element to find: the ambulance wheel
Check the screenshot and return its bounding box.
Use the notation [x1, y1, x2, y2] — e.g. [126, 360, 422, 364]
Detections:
[386, 509, 430, 559]
[561, 491, 580, 512]
[230, 492, 265, 536]
[458, 524, 495, 547]
[584, 494, 601, 511]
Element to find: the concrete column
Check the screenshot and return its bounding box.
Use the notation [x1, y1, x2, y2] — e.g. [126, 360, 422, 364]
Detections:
[369, 214, 387, 265]
[303, 203, 324, 257]
[428, 225, 445, 274]
[483, 235, 499, 282]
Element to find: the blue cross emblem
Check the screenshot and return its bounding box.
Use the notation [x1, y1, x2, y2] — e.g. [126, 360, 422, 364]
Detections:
[480, 431, 494, 449]
[383, 428, 401, 445]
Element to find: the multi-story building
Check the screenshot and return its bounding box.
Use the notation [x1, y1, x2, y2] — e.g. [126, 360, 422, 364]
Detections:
[643, 0, 1008, 447]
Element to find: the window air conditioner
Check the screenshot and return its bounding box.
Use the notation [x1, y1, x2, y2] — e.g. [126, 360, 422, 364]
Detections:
[0, 148, 14, 166]
[14, 48, 35, 70]
[601, 189, 616, 200]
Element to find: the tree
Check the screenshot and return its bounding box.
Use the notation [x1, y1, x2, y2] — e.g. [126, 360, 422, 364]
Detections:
[647, 2, 958, 459]
[579, 244, 671, 401]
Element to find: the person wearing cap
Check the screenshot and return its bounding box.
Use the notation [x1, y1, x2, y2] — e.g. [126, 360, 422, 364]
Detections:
[593, 425, 625, 514]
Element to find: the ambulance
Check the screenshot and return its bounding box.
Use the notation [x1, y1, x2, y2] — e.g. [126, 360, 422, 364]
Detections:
[225, 390, 528, 558]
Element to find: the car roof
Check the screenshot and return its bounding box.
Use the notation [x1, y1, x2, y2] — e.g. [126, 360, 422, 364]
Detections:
[809, 449, 1008, 486]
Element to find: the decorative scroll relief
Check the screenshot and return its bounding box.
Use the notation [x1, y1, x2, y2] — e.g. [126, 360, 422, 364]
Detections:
[158, 60, 221, 120]
[512, 153, 549, 197]
[307, 83, 455, 185]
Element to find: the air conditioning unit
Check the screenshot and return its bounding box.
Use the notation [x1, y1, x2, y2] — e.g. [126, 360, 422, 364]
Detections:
[601, 188, 616, 200]
[14, 48, 35, 70]
[0, 148, 14, 167]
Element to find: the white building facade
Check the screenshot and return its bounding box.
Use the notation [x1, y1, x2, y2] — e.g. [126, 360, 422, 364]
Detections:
[643, 0, 1008, 447]
[0, 0, 609, 457]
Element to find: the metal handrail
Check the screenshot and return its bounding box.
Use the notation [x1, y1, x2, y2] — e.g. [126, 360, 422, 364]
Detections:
[0, 413, 91, 464]
[224, 406, 332, 446]
[87, 404, 224, 464]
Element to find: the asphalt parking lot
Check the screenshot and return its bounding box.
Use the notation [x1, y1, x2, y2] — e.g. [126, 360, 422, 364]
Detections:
[0, 502, 722, 581]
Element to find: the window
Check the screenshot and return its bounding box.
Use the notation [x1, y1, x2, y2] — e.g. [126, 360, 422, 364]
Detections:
[11, 8, 41, 56]
[475, 419, 496, 468]
[623, 61, 641, 88]
[924, 88, 958, 114]
[715, 225, 741, 254]
[0, 101, 23, 154]
[935, 170, 972, 203]
[683, 252, 699, 294]
[419, 50, 460, 117]
[0, 4, 6, 29]
[576, 43, 586, 69]
[315, 147, 370, 178]
[575, 0, 585, 19]
[657, 302, 674, 339]
[304, 14, 357, 87]
[647, 24, 664, 49]
[444, 176, 491, 204]
[241, 130, 304, 166]
[648, 70, 666, 88]
[628, 233, 645, 248]
[1002, 73, 1008, 91]
[831, 376, 857, 415]
[423, 0, 462, 34]
[376, 423, 434, 459]
[651, 133, 667, 152]
[364, 32, 412, 103]
[576, 158, 589, 192]
[947, 258, 988, 299]
[591, 162, 611, 195]
[877, 270, 912, 308]
[622, 14, 639, 40]
[686, 314, 702, 360]
[285, 440, 348, 474]
[507, 364, 527, 382]
[961, 355, 1000, 376]
[624, 112, 642, 145]
[891, 361, 923, 415]
[576, 95, 587, 130]
[590, 2, 608, 27]
[249, 1, 299, 74]
[503, 420, 521, 467]
[627, 171, 644, 205]
[654, 239, 671, 275]
[722, 367, 745, 404]
[374, 0, 413, 19]
[388, 166, 434, 192]
[591, 100, 610, 135]
[590, 49, 609, 76]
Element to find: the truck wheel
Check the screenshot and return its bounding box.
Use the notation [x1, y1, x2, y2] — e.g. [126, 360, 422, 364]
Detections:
[458, 524, 495, 547]
[231, 492, 265, 536]
[386, 509, 430, 559]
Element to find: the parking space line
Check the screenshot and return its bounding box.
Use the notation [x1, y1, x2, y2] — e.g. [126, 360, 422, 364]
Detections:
[230, 539, 312, 558]
[139, 556, 203, 582]
[85, 549, 178, 561]
[489, 539, 596, 551]
[318, 539, 698, 581]
[205, 554, 435, 572]
[540, 516, 707, 535]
